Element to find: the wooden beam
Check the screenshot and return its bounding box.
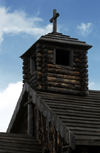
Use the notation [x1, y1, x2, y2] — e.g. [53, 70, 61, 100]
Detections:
[27, 103, 34, 136]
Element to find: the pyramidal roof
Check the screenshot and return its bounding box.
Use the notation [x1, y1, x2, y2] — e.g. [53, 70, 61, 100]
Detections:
[20, 32, 92, 58]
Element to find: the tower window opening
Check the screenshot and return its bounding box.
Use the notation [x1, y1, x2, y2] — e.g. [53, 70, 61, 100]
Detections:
[55, 49, 73, 66]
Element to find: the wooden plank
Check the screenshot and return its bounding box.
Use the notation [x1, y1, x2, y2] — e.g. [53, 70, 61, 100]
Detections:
[27, 103, 34, 136]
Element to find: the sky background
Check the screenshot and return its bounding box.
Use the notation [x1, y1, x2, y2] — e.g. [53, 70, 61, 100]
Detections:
[0, 0, 100, 132]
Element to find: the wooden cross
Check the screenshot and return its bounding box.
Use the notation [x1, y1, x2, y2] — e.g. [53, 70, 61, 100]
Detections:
[50, 9, 59, 33]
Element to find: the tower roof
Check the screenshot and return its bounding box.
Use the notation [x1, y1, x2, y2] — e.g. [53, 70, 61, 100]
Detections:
[20, 32, 92, 58]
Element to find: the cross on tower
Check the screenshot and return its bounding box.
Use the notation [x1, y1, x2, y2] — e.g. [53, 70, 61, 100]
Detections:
[50, 9, 60, 33]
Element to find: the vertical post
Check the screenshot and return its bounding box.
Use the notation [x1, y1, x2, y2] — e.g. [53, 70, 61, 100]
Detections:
[27, 103, 34, 136]
[50, 9, 59, 33]
[53, 9, 57, 33]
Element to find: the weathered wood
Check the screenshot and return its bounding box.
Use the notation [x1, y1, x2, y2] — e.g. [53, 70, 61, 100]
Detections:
[81, 59, 88, 63]
[60, 135, 63, 153]
[81, 86, 88, 91]
[43, 77, 80, 85]
[73, 62, 80, 67]
[23, 79, 27, 83]
[81, 90, 89, 96]
[36, 43, 43, 48]
[43, 44, 48, 49]
[57, 132, 60, 153]
[22, 65, 29, 69]
[23, 69, 29, 74]
[43, 58, 53, 63]
[28, 74, 37, 83]
[37, 66, 42, 71]
[42, 63, 80, 71]
[43, 68, 80, 76]
[30, 79, 37, 85]
[43, 73, 80, 80]
[74, 58, 80, 62]
[45, 86, 80, 95]
[23, 75, 29, 79]
[29, 71, 36, 77]
[31, 81, 42, 87]
[80, 55, 88, 59]
[80, 64, 88, 68]
[81, 50, 88, 54]
[36, 53, 42, 57]
[42, 116, 46, 147]
[44, 81, 81, 90]
[36, 48, 42, 53]
[27, 103, 34, 136]
[50, 9, 59, 33]
[53, 127, 56, 153]
[79, 50, 88, 95]
[49, 122, 53, 153]
[23, 57, 29, 61]
[37, 85, 43, 90]
[43, 49, 53, 54]
[80, 73, 88, 78]
[36, 57, 42, 62]
[36, 108, 39, 140]
[36, 62, 42, 66]
[37, 75, 42, 80]
[38, 111, 41, 144]
[80, 68, 88, 73]
[73, 53, 80, 58]
[23, 60, 28, 65]
[23, 66, 30, 71]
[37, 71, 42, 76]
[43, 63, 73, 70]
[43, 54, 53, 59]
[81, 81, 88, 86]
[46, 118, 50, 149]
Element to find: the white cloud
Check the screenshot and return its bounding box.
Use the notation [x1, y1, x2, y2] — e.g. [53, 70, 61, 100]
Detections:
[0, 81, 22, 132]
[89, 82, 100, 90]
[89, 82, 95, 89]
[77, 23, 93, 37]
[0, 6, 52, 45]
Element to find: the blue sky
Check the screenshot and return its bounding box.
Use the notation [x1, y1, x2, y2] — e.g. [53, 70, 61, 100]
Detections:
[0, 0, 100, 131]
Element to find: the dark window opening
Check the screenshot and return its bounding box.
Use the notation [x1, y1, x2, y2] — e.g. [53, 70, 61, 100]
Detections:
[30, 57, 36, 75]
[55, 49, 73, 66]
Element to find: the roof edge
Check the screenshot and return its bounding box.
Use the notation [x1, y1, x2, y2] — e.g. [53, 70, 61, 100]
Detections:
[7, 82, 76, 150]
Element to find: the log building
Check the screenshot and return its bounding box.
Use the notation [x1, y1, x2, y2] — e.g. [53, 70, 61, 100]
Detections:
[0, 9, 100, 153]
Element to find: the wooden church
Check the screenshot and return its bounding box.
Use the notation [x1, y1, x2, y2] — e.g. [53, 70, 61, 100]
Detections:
[0, 9, 100, 153]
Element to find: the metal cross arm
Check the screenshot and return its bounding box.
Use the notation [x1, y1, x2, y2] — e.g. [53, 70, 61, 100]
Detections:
[49, 9, 60, 33]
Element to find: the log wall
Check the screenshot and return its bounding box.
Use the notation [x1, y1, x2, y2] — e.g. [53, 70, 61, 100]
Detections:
[22, 57, 30, 83]
[80, 50, 89, 96]
[22, 42, 89, 95]
[41, 44, 88, 95]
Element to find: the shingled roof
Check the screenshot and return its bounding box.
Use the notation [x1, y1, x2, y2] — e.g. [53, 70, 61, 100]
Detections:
[0, 132, 42, 153]
[37, 90, 100, 146]
[20, 32, 92, 58]
[7, 83, 100, 150]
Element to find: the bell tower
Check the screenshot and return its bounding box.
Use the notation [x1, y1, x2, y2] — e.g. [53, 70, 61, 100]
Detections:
[20, 9, 92, 96]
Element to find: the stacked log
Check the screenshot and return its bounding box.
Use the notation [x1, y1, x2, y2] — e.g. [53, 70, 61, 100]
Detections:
[22, 57, 30, 83]
[42, 46, 81, 95]
[28, 43, 43, 90]
[80, 50, 89, 96]
[22, 43, 89, 95]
